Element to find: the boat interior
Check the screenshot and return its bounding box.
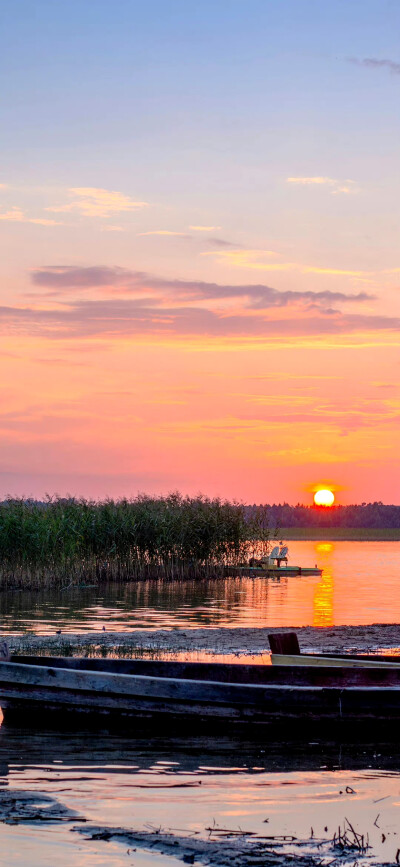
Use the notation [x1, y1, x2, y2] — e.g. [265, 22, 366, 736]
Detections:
[9, 654, 400, 687]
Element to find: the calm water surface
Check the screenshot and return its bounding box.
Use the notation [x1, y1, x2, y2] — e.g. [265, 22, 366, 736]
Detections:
[1, 541, 399, 633]
[1, 541, 400, 864]
[0, 724, 399, 866]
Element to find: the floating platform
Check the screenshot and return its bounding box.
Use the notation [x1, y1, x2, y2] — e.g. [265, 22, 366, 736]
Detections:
[226, 565, 322, 577]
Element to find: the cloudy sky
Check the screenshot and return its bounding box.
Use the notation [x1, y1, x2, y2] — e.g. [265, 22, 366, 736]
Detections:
[1, 0, 399, 503]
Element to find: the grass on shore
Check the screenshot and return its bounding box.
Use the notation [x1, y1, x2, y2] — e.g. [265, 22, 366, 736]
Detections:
[280, 526, 400, 541]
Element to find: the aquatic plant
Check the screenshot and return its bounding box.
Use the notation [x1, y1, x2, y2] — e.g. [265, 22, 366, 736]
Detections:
[0, 494, 272, 588]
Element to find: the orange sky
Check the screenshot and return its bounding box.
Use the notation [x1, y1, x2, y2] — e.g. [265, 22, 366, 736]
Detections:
[1, 303, 399, 503]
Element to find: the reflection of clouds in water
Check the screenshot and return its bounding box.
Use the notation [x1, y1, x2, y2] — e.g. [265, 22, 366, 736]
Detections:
[313, 571, 334, 627]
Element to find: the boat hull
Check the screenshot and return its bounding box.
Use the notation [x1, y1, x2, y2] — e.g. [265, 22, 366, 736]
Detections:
[2, 656, 400, 732]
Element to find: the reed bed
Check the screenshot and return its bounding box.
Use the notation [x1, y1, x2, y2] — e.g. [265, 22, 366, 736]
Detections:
[0, 495, 271, 589]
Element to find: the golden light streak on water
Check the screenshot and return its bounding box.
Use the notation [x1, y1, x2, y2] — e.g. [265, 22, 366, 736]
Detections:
[313, 571, 334, 627]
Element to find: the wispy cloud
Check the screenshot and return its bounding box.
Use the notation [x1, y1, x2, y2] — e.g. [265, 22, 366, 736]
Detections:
[0, 207, 61, 226]
[204, 248, 278, 264]
[46, 187, 149, 218]
[137, 230, 191, 238]
[31, 265, 131, 289]
[189, 225, 222, 231]
[349, 57, 400, 75]
[287, 177, 355, 194]
[31, 264, 374, 307]
[205, 237, 240, 248]
[287, 176, 338, 185]
[0, 259, 392, 343]
[0, 298, 397, 341]
[204, 248, 366, 276]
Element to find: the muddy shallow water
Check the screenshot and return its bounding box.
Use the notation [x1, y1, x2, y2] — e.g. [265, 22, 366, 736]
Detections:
[0, 723, 400, 866]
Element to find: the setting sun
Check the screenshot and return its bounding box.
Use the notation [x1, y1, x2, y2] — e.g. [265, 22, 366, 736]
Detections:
[314, 489, 335, 507]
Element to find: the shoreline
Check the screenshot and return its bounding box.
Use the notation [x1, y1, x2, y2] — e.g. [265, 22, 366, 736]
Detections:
[280, 527, 400, 541]
[5, 623, 400, 656]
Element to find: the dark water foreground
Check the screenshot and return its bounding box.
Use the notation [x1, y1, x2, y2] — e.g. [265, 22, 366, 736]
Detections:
[0, 719, 399, 866]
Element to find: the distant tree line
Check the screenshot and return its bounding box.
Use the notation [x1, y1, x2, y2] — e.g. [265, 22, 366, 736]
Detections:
[244, 502, 400, 529]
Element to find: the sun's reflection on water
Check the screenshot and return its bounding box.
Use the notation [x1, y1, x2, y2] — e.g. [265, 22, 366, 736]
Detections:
[312, 543, 334, 626]
[313, 571, 334, 626]
[315, 543, 333, 554]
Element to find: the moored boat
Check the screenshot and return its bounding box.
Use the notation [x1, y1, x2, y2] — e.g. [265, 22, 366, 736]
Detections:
[1, 644, 400, 732]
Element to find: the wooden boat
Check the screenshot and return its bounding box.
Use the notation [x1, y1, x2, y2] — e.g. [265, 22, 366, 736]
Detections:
[2, 645, 400, 732]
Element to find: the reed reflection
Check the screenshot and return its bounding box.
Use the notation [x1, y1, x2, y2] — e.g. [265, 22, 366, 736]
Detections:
[0, 542, 397, 631]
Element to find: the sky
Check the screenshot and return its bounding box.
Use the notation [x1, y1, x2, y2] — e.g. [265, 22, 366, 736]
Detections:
[0, 0, 399, 505]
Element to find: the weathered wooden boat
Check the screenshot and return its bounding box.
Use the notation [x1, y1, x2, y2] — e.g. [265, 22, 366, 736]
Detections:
[2, 643, 400, 732]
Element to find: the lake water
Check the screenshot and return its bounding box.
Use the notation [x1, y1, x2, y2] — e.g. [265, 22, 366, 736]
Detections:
[1, 723, 400, 866]
[1, 540, 399, 633]
[1, 540, 400, 864]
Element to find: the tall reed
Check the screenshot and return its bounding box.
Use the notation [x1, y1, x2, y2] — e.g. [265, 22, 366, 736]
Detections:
[0, 494, 271, 589]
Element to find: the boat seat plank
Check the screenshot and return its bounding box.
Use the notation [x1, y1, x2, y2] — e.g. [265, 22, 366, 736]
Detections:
[271, 654, 400, 669]
[268, 633, 300, 655]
